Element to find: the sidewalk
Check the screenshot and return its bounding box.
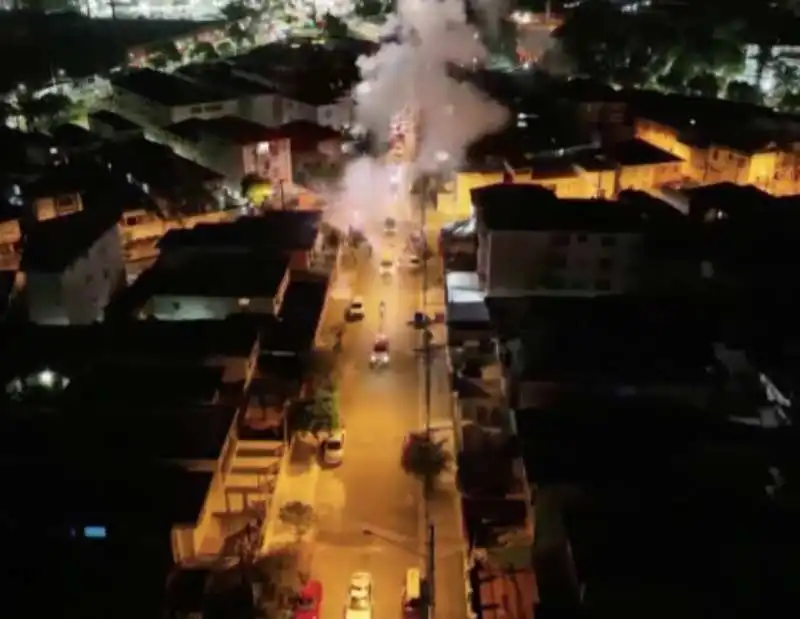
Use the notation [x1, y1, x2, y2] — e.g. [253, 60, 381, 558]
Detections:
[260, 436, 321, 553]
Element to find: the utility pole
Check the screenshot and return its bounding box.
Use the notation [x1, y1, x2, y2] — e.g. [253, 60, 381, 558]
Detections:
[419, 173, 435, 619]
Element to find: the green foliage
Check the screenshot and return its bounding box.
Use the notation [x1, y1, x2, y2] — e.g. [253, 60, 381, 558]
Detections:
[150, 40, 182, 63]
[400, 433, 453, 489]
[725, 80, 762, 105]
[19, 93, 74, 130]
[354, 0, 390, 19]
[778, 90, 800, 113]
[221, 0, 252, 22]
[322, 13, 349, 38]
[554, 1, 752, 96]
[278, 501, 316, 540]
[295, 385, 339, 436]
[686, 73, 720, 99]
[227, 23, 255, 47]
[190, 41, 220, 61]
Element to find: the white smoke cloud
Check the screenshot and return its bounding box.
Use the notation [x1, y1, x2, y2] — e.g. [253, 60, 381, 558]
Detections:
[353, 0, 509, 172]
[287, 0, 357, 19]
[323, 0, 510, 234]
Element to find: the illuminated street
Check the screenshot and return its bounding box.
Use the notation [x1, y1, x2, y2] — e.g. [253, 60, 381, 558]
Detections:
[312, 223, 425, 619]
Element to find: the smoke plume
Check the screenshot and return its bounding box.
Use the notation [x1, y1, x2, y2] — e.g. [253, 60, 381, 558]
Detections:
[353, 0, 509, 172]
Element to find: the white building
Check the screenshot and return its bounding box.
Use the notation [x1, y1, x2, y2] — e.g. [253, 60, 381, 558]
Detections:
[472, 184, 647, 297]
[109, 68, 241, 127]
[22, 203, 124, 325]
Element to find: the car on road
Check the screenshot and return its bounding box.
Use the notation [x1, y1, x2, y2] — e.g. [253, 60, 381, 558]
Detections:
[294, 579, 323, 619]
[370, 335, 390, 368]
[323, 430, 345, 466]
[379, 257, 395, 277]
[345, 572, 374, 619]
[347, 297, 365, 321]
[384, 216, 397, 236]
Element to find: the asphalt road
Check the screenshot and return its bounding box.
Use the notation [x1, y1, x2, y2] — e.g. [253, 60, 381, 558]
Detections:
[312, 228, 427, 619]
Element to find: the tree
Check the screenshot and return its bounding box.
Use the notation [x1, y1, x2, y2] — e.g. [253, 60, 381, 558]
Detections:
[296, 386, 340, 436]
[354, 0, 390, 19]
[278, 501, 315, 542]
[148, 40, 182, 67]
[400, 432, 453, 492]
[190, 41, 220, 62]
[686, 73, 720, 99]
[778, 90, 800, 113]
[227, 23, 255, 49]
[321, 13, 349, 38]
[221, 0, 252, 22]
[19, 92, 74, 131]
[216, 40, 236, 57]
[726, 80, 762, 105]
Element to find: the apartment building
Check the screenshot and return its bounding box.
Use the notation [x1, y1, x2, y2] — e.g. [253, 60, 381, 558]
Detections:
[633, 95, 800, 195]
[472, 184, 651, 297]
[22, 197, 124, 325]
[449, 139, 681, 220]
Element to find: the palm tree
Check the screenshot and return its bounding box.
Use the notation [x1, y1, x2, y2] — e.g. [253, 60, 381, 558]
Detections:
[401, 432, 453, 494]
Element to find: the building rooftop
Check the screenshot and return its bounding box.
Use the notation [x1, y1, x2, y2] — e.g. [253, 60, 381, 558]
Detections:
[21, 195, 120, 273]
[89, 110, 141, 133]
[177, 62, 276, 95]
[472, 184, 649, 232]
[111, 68, 238, 107]
[0, 320, 260, 385]
[2, 462, 212, 530]
[0, 402, 237, 462]
[486, 295, 718, 382]
[142, 251, 289, 300]
[274, 274, 329, 353]
[166, 115, 278, 145]
[62, 362, 224, 405]
[458, 428, 526, 498]
[158, 211, 322, 254]
[606, 138, 681, 166]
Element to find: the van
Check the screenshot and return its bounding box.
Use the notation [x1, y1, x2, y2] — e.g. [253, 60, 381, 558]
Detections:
[401, 568, 422, 618]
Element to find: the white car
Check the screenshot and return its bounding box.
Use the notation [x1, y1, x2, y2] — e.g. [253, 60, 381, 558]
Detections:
[379, 258, 395, 277]
[347, 297, 365, 321]
[370, 337, 390, 368]
[323, 430, 345, 466]
[344, 572, 373, 619]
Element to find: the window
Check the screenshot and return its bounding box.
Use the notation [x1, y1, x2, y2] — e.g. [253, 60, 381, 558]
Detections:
[124, 215, 139, 226]
[577, 234, 588, 243]
[173, 302, 181, 310]
[103, 268, 110, 281]
[600, 236, 616, 248]
[550, 233, 570, 247]
[204, 104, 223, 112]
[56, 195, 73, 206]
[595, 279, 611, 291]
[599, 257, 613, 271]
[190, 106, 203, 113]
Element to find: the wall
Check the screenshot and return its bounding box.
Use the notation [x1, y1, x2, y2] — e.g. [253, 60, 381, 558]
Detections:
[26, 271, 67, 324]
[149, 295, 274, 321]
[485, 229, 642, 296]
[62, 224, 125, 324]
[171, 99, 241, 125]
[282, 98, 317, 124]
[317, 99, 353, 129]
[241, 93, 283, 128]
[616, 161, 683, 192]
[26, 224, 124, 325]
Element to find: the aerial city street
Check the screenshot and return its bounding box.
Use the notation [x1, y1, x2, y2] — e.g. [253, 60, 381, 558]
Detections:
[1, 1, 800, 619]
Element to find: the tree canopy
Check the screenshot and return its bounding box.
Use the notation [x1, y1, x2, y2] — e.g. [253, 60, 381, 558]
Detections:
[293, 386, 340, 437]
[553, 0, 796, 101]
[400, 432, 453, 490]
[278, 501, 316, 541]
